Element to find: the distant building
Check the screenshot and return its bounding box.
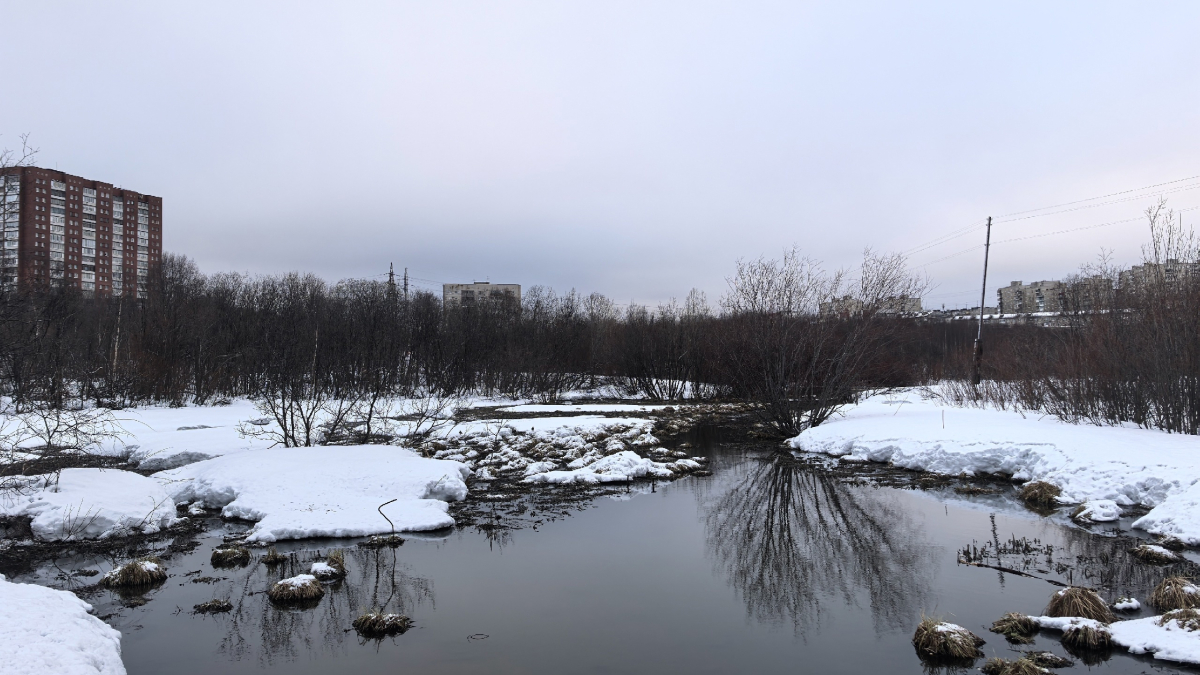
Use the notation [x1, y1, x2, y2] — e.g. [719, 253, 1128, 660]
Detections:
[1119, 259, 1199, 290]
[443, 282, 521, 307]
[997, 280, 1066, 314]
[0, 167, 162, 297]
[819, 295, 921, 317]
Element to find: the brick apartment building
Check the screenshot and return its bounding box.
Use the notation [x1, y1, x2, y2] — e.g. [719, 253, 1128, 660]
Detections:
[0, 167, 162, 297]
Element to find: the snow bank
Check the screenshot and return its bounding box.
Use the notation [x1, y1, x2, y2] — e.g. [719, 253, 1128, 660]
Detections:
[497, 404, 670, 414]
[789, 394, 1200, 542]
[522, 450, 678, 484]
[1110, 614, 1200, 664]
[1114, 598, 1141, 611]
[1073, 499, 1121, 522]
[0, 573, 125, 675]
[157, 446, 469, 542]
[0, 469, 178, 541]
[98, 400, 266, 470]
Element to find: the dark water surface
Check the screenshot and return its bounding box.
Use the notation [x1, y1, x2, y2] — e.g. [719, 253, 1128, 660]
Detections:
[40, 447, 1200, 674]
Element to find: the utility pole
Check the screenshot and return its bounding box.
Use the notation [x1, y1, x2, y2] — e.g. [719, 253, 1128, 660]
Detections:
[386, 263, 397, 301]
[972, 217, 993, 386]
[403, 267, 409, 300]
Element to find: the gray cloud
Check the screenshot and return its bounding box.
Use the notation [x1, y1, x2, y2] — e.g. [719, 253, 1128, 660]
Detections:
[4, 1, 1199, 307]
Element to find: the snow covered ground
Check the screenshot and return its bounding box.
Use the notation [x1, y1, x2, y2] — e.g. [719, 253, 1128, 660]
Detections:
[1029, 613, 1200, 665]
[789, 392, 1200, 543]
[0, 393, 708, 543]
[0, 573, 125, 675]
[0, 468, 178, 541]
[97, 400, 267, 470]
[158, 446, 470, 542]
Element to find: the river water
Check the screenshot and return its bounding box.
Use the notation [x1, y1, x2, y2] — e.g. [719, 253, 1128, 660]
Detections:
[34, 444, 1199, 674]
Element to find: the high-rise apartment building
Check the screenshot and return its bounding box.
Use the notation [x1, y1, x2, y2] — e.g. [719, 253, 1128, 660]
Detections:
[0, 167, 162, 297]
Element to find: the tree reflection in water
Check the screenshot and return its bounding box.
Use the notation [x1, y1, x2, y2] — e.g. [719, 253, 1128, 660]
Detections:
[217, 545, 434, 665]
[703, 453, 937, 636]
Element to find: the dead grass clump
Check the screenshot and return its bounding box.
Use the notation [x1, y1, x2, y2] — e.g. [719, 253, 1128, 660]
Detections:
[352, 610, 414, 637]
[1159, 608, 1200, 631]
[980, 658, 1010, 675]
[955, 485, 997, 496]
[1044, 587, 1116, 623]
[1150, 576, 1199, 612]
[193, 599, 233, 614]
[1023, 651, 1072, 668]
[102, 557, 167, 588]
[979, 657, 1045, 675]
[260, 547, 287, 566]
[267, 574, 325, 605]
[358, 535, 405, 549]
[911, 616, 985, 661]
[211, 546, 251, 568]
[311, 549, 347, 580]
[1129, 544, 1182, 564]
[1154, 535, 1186, 551]
[990, 612, 1039, 644]
[1069, 504, 1093, 523]
[1019, 481, 1062, 508]
[1060, 623, 1111, 651]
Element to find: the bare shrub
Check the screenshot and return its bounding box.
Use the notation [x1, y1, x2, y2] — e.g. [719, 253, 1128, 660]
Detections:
[721, 248, 927, 436]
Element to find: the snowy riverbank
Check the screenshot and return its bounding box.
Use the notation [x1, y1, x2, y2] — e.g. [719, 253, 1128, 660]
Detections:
[789, 392, 1200, 544]
[0, 574, 125, 675]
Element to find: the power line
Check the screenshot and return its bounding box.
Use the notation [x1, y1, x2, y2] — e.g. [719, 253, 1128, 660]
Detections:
[901, 172, 1199, 259]
[914, 205, 1200, 269]
[995, 174, 1200, 219]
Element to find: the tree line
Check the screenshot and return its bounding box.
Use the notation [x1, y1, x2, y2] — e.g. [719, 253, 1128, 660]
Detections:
[0, 213, 1196, 439]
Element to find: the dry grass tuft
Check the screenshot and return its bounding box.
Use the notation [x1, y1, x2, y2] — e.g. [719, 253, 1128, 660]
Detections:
[1158, 608, 1200, 631]
[1044, 587, 1116, 623]
[358, 534, 405, 549]
[1060, 624, 1111, 651]
[267, 574, 325, 605]
[990, 612, 1039, 644]
[260, 547, 287, 566]
[193, 599, 233, 614]
[911, 616, 985, 661]
[1019, 481, 1062, 507]
[211, 546, 251, 568]
[1069, 503, 1109, 524]
[954, 485, 997, 496]
[311, 549, 347, 580]
[1150, 576, 1199, 612]
[980, 658, 1010, 675]
[1023, 651, 1072, 668]
[1129, 544, 1182, 564]
[1154, 535, 1186, 551]
[102, 557, 167, 588]
[979, 657, 1048, 675]
[352, 610, 414, 638]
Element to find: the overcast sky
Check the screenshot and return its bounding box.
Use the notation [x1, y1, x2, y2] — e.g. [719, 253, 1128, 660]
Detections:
[4, 2, 1199, 307]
